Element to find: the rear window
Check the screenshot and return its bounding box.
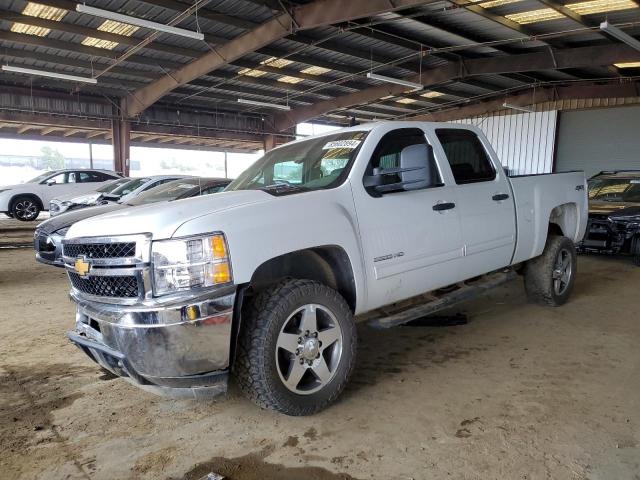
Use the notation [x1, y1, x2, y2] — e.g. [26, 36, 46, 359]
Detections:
[436, 129, 496, 184]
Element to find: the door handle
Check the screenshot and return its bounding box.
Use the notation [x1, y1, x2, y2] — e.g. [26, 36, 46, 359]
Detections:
[492, 193, 509, 201]
[432, 202, 456, 211]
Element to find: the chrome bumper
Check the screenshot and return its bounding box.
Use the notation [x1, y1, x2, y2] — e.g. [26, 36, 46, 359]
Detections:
[68, 287, 236, 399]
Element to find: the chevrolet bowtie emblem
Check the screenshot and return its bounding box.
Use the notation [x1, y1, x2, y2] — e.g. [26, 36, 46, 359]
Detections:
[74, 257, 90, 276]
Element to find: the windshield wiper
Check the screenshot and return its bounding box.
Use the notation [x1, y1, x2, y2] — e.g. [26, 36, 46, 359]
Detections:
[260, 182, 307, 193]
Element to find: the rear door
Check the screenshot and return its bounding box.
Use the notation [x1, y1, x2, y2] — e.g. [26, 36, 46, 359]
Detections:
[350, 127, 466, 310]
[434, 127, 516, 277]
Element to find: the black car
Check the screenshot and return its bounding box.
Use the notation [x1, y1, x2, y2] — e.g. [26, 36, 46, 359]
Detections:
[579, 170, 640, 265]
[34, 177, 231, 267]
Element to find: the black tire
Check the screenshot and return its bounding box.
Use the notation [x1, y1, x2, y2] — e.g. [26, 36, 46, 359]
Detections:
[524, 235, 577, 306]
[11, 196, 40, 221]
[631, 236, 640, 267]
[234, 279, 357, 416]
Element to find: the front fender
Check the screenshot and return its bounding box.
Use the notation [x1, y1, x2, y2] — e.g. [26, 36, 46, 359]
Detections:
[172, 186, 367, 313]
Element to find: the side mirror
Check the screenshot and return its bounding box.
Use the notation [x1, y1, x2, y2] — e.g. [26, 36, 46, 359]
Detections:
[46, 179, 56, 186]
[364, 144, 439, 194]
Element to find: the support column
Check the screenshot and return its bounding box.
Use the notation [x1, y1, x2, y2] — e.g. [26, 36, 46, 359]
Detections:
[263, 134, 277, 152]
[112, 102, 131, 176]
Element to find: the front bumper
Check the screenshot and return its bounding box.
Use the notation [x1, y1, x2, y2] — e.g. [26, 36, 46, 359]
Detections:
[68, 288, 236, 399]
[578, 217, 639, 255]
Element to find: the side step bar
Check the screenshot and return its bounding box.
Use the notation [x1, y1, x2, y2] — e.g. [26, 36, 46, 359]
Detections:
[366, 269, 517, 330]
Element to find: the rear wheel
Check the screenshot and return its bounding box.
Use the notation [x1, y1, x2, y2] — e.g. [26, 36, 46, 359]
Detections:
[524, 235, 577, 306]
[234, 279, 357, 416]
[11, 196, 40, 221]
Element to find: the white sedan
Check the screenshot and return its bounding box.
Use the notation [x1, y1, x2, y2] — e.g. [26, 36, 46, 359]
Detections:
[0, 169, 122, 221]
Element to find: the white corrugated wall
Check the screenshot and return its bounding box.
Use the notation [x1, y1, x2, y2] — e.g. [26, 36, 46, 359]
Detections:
[453, 110, 558, 175]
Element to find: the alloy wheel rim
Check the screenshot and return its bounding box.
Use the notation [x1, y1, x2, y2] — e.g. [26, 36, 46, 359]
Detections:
[275, 303, 343, 395]
[15, 200, 37, 220]
[552, 248, 572, 296]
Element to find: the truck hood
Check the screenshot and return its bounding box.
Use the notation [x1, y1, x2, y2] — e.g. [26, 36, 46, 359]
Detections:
[589, 201, 640, 218]
[38, 203, 126, 234]
[66, 189, 273, 240]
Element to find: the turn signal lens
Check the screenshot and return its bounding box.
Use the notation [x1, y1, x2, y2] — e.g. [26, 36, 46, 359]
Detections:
[213, 262, 231, 284]
[211, 235, 227, 259]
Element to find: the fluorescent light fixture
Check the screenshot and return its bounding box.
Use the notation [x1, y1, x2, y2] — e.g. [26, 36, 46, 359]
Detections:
[300, 66, 331, 75]
[367, 72, 423, 91]
[277, 75, 303, 84]
[75, 4, 204, 41]
[2, 65, 97, 84]
[600, 21, 640, 52]
[614, 61, 640, 68]
[567, 0, 636, 15]
[503, 102, 534, 113]
[237, 99, 291, 111]
[238, 68, 267, 77]
[260, 57, 293, 68]
[505, 8, 563, 24]
[395, 97, 417, 104]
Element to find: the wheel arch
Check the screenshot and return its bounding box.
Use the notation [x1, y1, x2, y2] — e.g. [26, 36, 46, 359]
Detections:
[247, 245, 357, 312]
[9, 193, 44, 211]
[548, 202, 579, 240]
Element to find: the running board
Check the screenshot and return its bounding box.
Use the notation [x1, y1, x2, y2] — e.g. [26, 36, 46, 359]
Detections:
[366, 270, 517, 330]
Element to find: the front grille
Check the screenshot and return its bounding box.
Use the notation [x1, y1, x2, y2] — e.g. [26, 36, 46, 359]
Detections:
[64, 242, 136, 259]
[69, 272, 139, 298]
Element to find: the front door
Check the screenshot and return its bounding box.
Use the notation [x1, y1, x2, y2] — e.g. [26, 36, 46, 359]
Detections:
[351, 127, 466, 311]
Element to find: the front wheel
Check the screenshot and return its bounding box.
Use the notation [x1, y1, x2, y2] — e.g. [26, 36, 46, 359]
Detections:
[234, 279, 357, 416]
[524, 235, 577, 306]
[11, 196, 40, 221]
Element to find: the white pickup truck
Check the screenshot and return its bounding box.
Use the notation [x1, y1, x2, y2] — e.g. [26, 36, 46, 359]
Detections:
[63, 122, 588, 415]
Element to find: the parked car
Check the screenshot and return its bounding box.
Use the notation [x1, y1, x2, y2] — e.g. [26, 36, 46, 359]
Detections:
[99, 175, 192, 205]
[0, 169, 121, 221]
[49, 177, 131, 217]
[578, 170, 640, 265]
[35, 178, 230, 266]
[61, 122, 587, 415]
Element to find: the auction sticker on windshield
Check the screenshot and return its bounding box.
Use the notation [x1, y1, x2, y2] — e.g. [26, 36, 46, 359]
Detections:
[322, 139, 362, 150]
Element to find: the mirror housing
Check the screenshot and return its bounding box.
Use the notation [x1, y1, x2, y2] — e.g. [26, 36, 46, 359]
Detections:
[364, 143, 439, 194]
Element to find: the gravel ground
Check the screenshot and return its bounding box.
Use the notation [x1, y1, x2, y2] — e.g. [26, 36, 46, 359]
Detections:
[0, 248, 638, 480]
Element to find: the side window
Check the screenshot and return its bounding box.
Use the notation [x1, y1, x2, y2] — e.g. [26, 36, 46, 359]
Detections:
[435, 129, 496, 184]
[78, 171, 100, 183]
[45, 172, 67, 184]
[273, 161, 303, 184]
[141, 181, 161, 192]
[365, 128, 441, 194]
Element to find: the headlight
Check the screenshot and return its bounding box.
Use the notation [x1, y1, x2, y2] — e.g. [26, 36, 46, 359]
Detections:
[60, 201, 72, 207]
[151, 233, 232, 296]
[54, 226, 69, 236]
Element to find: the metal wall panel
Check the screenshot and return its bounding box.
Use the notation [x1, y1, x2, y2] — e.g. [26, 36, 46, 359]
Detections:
[453, 110, 558, 175]
[555, 105, 640, 178]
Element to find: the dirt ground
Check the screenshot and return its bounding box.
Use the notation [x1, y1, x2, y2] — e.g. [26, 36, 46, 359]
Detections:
[1, 247, 638, 480]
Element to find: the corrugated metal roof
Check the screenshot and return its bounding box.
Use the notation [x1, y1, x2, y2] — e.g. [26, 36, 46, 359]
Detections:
[0, 0, 638, 132]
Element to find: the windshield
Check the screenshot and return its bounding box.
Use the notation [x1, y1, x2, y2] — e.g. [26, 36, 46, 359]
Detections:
[127, 179, 203, 206]
[28, 171, 57, 183]
[588, 178, 640, 203]
[97, 177, 129, 193]
[109, 177, 150, 197]
[226, 130, 368, 195]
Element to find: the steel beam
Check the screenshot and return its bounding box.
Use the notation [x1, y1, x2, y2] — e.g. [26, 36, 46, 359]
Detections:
[408, 82, 640, 121]
[123, 0, 439, 117]
[273, 44, 640, 130]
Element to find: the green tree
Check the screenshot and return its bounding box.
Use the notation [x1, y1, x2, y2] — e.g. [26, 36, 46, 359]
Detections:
[39, 146, 65, 170]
